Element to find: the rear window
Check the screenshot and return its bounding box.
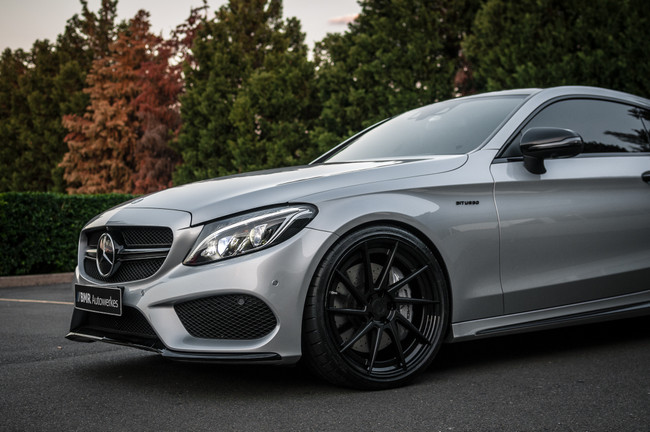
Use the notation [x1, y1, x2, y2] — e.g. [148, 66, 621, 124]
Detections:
[324, 96, 525, 162]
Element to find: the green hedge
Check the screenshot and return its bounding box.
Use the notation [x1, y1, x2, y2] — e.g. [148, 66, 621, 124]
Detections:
[0, 193, 135, 276]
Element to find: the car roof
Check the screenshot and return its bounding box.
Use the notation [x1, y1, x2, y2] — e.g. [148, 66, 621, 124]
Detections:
[473, 86, 650, 107]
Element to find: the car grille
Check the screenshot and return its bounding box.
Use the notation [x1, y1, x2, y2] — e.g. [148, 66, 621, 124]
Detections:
[174, 295, 278, 340]
[83, 227, 173, 283]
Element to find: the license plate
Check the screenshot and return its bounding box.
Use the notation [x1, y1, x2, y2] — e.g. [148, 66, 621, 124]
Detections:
[74, 285, 122, 316]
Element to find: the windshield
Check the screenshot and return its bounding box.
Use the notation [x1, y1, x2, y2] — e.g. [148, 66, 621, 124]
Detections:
[323, 96, 525, 162]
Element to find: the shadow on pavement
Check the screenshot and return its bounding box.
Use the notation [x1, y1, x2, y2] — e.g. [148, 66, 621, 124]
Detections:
[70, 315, 650, 393]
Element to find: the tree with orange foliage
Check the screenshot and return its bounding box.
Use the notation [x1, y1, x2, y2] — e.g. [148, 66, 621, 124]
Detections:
[130, 4, 207, 194]
[61, 6, 203, 194]
[61, 10, 151, 193]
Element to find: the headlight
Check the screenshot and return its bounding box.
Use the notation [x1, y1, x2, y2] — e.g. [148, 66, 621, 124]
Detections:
[183, 205, 317, 265]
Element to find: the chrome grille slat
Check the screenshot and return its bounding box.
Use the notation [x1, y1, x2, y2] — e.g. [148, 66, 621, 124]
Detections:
[119, 248, 171, 261]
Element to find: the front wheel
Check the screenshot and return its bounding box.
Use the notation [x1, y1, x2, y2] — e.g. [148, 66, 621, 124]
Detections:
[302, 226, 449, 389]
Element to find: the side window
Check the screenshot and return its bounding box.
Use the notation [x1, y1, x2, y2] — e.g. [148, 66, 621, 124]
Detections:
[503, 99, 650, 157]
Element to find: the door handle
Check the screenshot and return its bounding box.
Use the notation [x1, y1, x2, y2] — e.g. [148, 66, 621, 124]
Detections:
[643, 171, 650, 184]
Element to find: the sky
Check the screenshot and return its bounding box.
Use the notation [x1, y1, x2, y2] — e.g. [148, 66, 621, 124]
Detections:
[0, 0, 361, 52]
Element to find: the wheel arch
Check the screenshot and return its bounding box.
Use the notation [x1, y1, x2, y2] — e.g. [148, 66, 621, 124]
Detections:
[300, 215, 454, 344]
[299, 218, 452, 388]
[336, 219, 452, 305]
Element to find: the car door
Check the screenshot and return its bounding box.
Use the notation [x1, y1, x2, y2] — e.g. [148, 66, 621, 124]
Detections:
[490, 98, 650, 314]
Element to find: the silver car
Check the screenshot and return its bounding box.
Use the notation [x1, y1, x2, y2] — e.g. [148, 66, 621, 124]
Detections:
[67, 86, 650, 389]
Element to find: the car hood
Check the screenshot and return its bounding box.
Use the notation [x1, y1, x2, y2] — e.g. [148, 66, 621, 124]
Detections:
[126, 156, 467, 225]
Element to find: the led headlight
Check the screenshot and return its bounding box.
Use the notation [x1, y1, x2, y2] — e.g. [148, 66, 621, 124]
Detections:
[184, 205, 317, 265]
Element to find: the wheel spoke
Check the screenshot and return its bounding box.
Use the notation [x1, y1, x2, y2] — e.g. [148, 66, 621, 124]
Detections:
[335, 269, 367, 306]
[362, 242, 374, 293]
[339, 320, 374, 353]
[387, 320, 407, 371]
[393, 297, 439, 306]
[396, 313, 431, 345]
[376, 241, 399, 292]
[368, 326, 384, 372]
[326, 306, 368, 316]
[387, 264, 428, 295]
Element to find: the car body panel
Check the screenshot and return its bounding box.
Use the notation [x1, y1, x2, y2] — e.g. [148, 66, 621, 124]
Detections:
[306, 150, 504, 322]
[492, 155, 650, 313]
[67, 86, 650, 368]
[451, 289, 650, 340]
[128, 156, 468, 226]
[73, 208, 336, 363]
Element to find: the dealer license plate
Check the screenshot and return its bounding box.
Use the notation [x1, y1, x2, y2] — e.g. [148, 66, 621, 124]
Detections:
[74, 285, 122, 316]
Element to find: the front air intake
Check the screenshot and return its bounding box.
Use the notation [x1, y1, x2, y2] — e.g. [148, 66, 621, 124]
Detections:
[174, 295, 277, 340]
[70, 306, 162, 349]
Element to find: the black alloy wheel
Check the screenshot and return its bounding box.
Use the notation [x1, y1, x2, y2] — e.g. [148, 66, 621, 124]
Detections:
[302, 226, 448, 389]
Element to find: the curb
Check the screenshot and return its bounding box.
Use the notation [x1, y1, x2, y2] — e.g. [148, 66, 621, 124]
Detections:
[0, 272, 74, 288]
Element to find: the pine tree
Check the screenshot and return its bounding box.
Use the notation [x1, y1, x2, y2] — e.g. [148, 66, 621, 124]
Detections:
[15, 40, 66, 191]
[0, 0, 118, 192]
[0, 49, 28, 191]
[312, 0, 482, 153]
[61, 6, 202, 194]
[173, 0, 318, 183]
[464, 0, 650, 96]
[61, 11, 155, 193]
[229, 17, 320, 171]
[130, 4, 206, 193]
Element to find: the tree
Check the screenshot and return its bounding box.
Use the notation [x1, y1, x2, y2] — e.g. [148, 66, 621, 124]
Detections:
[55, 0, 119, 116]
[0, 49, 28, 191]
[228, 17, 321, 172]
[130, 36, 181, 193]
[0, 40, 74, 193]
[61, 11, 157, 193]
[78, 0, 119, 61]
[15, 41, 66, 191]
[61, 6, 203, 194]
[0, 0, 118, 193]
[463, 0, 650, 96]
[131, 4, 206, 193]
[173, 0, 318, 184]
[312, 0, 482, 153]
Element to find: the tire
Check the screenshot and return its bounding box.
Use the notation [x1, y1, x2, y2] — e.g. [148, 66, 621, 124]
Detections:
[302, 225, 449, 390]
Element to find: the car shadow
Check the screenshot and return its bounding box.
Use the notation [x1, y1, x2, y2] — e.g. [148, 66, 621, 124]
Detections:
[74, 315, 650, 394]
[76, 349, 345, 396]
[432, 314, 650, 373]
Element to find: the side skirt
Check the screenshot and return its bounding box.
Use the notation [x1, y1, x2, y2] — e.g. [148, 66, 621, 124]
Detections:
[450, 290, 650, 341]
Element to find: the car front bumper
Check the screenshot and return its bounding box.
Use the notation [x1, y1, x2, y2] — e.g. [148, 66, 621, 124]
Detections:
[66, 207, 334, 364]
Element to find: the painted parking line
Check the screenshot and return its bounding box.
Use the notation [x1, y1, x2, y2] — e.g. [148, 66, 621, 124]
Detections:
[0, 298, 73, 306]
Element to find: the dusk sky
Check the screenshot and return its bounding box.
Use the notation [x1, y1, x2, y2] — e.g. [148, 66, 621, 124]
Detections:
[1, 0, 361, 52]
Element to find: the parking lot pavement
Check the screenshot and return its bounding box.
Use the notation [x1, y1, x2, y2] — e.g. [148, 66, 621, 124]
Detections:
[2, 284, 649, 431]
[0, 272, 73, 288]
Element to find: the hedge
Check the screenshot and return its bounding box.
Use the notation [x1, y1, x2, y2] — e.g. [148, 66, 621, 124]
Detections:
[0, 193, 134, 276]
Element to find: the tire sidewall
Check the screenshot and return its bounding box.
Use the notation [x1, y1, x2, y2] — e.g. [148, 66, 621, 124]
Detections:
[302, 225, 449, 390]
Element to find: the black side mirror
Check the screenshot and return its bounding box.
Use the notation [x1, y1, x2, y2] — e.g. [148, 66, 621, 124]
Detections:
[520, 127, 584, 174]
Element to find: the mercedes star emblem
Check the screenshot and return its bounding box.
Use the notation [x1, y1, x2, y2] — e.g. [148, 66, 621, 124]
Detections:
[97, 233, 116, 277]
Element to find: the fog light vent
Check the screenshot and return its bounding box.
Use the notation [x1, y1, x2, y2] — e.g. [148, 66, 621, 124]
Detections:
[174, 295, 277, 340]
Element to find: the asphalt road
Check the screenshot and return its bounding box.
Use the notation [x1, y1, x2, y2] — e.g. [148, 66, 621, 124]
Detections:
[1, 284, 649, 432]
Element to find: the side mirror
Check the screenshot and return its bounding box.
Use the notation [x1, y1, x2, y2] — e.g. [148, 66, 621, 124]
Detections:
[520, 127, 584, 174]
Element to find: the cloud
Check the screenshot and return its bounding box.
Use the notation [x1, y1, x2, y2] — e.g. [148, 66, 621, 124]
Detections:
[328, 14, 358, 25]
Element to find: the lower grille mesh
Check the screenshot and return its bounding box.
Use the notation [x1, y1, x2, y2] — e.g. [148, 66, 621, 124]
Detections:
[81, 306, 157, 339]
[174, 295, 277, 340]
